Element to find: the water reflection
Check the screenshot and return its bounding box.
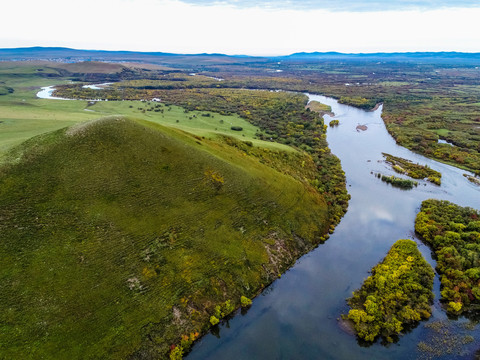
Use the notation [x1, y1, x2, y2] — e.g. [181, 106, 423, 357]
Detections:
[188, 95, 480, 359]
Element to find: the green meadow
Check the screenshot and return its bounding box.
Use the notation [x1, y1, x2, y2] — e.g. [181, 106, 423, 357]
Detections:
[0, 62, 334, 358]
[0, 63, 289, 159]
[0, 117, 329, 359]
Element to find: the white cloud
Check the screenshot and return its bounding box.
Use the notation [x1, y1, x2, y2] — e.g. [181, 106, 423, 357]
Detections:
[2, 0, 479, 55]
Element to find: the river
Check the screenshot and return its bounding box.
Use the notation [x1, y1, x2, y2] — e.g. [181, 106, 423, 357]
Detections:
[187, 94, 480, 359]
[37, 85, 480, 358]
[37, 86, 73, 100]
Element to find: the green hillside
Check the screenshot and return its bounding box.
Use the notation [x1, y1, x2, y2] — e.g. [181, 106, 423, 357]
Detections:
[0, 117, 329, 359]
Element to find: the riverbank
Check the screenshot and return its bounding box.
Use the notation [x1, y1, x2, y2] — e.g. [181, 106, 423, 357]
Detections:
[0, 115, 334, 360]
[187, 93, 480, 360]
[5, 83, 348, 359]
[32, 82, 480, 359]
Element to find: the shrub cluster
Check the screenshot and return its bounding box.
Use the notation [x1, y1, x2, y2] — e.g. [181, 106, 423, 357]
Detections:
[383, 153, 441, 185]
[346, 239, 434, 343]
[415, 199, 480, 314]
[379, 174, 418, 189]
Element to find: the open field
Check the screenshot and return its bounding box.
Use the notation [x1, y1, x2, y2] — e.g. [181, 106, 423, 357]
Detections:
[0, 63, 291, 159]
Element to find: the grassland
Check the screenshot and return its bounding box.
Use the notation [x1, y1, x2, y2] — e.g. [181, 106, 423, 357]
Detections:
[53, 80, 350, 227]
[0, 62, 345, 359]
[0, 63, 288, 159]
[87, 101, 292, 151]
[0, 116, 331, 359]
[0, 62, 92, 156]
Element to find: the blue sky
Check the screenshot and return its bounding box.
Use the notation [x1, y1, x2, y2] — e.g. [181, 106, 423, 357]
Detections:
[1, 0, 479, 55]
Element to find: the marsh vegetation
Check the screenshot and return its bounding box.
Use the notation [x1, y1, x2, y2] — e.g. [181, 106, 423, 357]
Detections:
[383, 153, 442, 185]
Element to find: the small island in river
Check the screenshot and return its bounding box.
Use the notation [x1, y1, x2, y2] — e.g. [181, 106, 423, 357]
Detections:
[373, 172, 418, 189]
[306, 100, 334, 116]
[383, 153, 442, 185]
[345, 239, 434, 343]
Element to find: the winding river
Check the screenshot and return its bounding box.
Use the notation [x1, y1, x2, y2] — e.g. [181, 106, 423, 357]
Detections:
[187, 94, 480, 359]
[37, 86, 480, 358]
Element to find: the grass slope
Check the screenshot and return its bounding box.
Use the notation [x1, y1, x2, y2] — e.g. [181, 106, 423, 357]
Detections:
[0, 117, 329, 359]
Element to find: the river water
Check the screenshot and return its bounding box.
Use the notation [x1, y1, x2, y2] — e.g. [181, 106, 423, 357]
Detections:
[37, 86, 73, 100]
[37, 85, 480, 358]
[187, 94, 480, 359]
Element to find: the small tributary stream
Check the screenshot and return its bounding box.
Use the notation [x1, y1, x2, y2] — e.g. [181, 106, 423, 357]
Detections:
[187, 94, 480, 359]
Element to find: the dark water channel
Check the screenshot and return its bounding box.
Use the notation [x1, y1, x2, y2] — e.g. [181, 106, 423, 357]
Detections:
[188, 95, 480, 359]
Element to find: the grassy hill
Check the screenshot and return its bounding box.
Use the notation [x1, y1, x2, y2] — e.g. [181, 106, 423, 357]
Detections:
[0, 116, 329, 359]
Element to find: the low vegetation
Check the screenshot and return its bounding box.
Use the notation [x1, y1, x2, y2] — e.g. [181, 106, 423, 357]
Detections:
[375, 172, 418, 189]
[346, 239, 434, 343]
[464, 173, 480, 186]
[306, 100, 332, 115]
[329, 119, 340, 127]
[0, 117, 334, 359]
[417, 320, 477, 359]
[53, 85, 349, 227]
[383, 153, 441, 185]
[415, 199, 480, 315]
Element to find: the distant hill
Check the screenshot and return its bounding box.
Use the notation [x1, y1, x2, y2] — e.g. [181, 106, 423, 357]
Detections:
[280, 51, 480, 64]
[1, 46, 480, 65]
[0, 116, 328, 358]
[0, 46, 178, 59]
[0, 47, 480, 66]
[0, 46, 268, 66]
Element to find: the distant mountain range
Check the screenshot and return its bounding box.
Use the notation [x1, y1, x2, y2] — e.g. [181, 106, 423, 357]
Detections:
[0, 47, 262, 63]
[283, 51, 480, 63]
[1, 46, 480, 65]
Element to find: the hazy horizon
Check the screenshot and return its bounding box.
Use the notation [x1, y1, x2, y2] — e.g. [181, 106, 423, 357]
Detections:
[2, 0, 479, 56]
[3, 46, 480, 58]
